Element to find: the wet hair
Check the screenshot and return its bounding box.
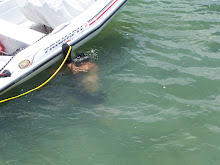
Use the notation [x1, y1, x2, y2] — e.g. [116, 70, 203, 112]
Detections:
[73, 53, 90, 66]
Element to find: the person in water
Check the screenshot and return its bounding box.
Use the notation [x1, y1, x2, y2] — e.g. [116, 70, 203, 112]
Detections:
[62, 43, 99, 93]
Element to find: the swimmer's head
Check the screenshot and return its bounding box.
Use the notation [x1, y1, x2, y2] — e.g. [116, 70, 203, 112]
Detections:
[73, 53, 90, 66]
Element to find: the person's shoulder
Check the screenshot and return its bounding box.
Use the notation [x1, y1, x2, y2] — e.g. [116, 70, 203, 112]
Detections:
[85, 62, 99, 71]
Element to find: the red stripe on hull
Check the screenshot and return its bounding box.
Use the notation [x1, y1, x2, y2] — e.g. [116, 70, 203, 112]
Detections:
[89, 0, 118, 26]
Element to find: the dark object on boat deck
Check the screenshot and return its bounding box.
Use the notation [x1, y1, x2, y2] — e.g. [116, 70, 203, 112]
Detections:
[0, 70, 11, 78]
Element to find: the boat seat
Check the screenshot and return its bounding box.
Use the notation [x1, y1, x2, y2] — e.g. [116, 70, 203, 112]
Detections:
[0, 19, 45, 53]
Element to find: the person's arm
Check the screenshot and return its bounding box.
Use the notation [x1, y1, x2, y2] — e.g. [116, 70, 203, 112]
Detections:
[67, 63, 80, 74]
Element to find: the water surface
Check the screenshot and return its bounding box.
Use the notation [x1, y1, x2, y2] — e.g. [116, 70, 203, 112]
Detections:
[1, 0, 220, 164]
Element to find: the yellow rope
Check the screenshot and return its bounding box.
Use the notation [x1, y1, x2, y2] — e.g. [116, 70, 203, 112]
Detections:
[0, 46, 72, 103]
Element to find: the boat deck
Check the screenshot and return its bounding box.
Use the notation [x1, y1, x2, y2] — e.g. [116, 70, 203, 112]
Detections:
[0, 0, 51, 34]
[0, 0, 51, 54]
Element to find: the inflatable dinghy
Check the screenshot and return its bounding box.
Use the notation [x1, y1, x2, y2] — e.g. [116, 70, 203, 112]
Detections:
[0, 0, 127, 95]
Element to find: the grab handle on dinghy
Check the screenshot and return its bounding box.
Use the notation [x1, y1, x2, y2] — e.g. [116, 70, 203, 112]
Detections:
[0, 44, 72, 103]
[0, 70, 11, 78]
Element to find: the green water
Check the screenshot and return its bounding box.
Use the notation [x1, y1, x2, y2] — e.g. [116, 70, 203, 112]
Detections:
[1, 0, 220, 164]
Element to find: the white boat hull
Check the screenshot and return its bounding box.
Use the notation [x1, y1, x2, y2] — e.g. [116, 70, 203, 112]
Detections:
[0, 0, 127, 95]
